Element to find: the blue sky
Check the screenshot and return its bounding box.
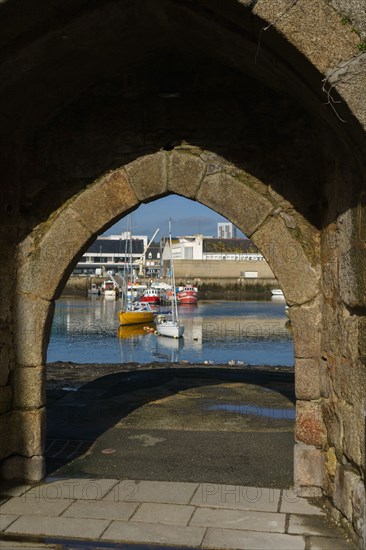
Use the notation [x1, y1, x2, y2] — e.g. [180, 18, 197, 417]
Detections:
[104, 195, 245, 239]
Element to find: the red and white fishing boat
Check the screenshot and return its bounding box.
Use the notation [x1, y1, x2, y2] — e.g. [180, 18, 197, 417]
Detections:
[140, 288, 161, 305]
[177, 285, 198, 304]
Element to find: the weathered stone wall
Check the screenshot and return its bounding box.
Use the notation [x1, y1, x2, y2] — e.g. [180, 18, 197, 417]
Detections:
[0, 0, 365, 546]
[0, 239, 16, 473]
[320, 204, 366, 542]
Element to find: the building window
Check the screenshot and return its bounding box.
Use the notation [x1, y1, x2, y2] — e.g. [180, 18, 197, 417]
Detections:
[184, 247, 193, 259]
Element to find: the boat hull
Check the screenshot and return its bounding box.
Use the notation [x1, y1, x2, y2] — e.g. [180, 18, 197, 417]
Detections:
[118, 310, 155, 325]
[103, 290, 116, 298]
[140, 296, 160, 304]
[178, 286, 198, 304]
[178, 294, 197, 304]
[271, 289, 284, 296]
[156, 320, 184, 338]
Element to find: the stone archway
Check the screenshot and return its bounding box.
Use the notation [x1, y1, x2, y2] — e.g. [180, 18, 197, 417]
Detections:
[13, 148, 321, 488]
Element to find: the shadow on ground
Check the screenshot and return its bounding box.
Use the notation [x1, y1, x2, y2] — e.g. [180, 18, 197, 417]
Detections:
[46, 365, 295, 487]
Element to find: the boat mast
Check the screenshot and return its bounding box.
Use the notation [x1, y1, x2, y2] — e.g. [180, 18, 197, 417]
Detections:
[121, 228, 129, 310]
[169, 218, 179, 324]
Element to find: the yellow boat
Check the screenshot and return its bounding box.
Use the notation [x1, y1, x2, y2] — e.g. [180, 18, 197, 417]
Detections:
[118, 302, 155, 325]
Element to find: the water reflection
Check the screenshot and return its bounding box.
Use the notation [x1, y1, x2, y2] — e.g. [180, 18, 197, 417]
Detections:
[206, 403, 295, 420]
[118, 323, 155, 339]
[153, 336, 185, 363]
[48, 297, 293, 366]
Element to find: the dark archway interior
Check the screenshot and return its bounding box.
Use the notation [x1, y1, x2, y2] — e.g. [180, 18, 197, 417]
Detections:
[0, 0, 364, 241]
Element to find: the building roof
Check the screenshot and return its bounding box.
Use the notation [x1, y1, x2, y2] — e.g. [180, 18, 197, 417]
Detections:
[203, 238, 259, 253]
[86, 238, 144, 255]
[146, 242, 161, 260]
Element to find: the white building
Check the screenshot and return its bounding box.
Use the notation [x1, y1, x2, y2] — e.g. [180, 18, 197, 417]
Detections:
[217, 222, 237, 239]
[162, 235, 205, 261]
[74, 232, 149, 276]
[162, 235, 264, 263]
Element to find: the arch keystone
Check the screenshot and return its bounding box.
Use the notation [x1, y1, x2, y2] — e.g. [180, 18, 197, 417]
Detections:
[167, 151, 206, 198]
[124, 152, 168, 201]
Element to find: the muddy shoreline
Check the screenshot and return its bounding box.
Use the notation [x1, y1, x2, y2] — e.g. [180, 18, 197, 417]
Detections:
[47, 361, 294, 391]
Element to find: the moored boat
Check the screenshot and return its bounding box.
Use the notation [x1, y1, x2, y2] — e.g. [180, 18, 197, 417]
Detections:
[178, 285, 198, 304]
[271, 288, 284, 296]
[156, 314, 185, 338]
[156, 219, 184, 339]
[101, 280, 118, 297]
[127, 283, 147, 302]
[118, 302, 155, 325]
[140, 288, 161, 304]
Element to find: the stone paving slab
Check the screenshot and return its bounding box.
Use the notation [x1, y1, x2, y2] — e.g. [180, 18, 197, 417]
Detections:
[0, 484, 32, 498]
[101, 520, 206, 546]
[0, 513, 19, 531]
[25, 478, 119, 501]
[0, 495, 71, 516]
[62, 499, 138, 521]
[191, 484, 280, 512]
[280, 495, 325, 515]
[132, 503, 195, 525]
[0, 480, 357, 549]
[202, 527, 306, 549]
[288, 513, 339, 536]
[308, 535, 356, 549]
[5, 515, 110, 539]
[0, 543, 57, 549]
[103, 480, 198, 504]
[190, 507, 286, 533]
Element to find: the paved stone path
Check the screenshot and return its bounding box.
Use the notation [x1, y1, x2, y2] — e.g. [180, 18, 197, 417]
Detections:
[0, 478, 357, 549]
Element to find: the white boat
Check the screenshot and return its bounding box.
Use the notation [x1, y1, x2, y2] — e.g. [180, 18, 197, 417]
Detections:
[156, 314, 185, 338]
[271, 288, 284, 296]
[156, 220, 184, 339]
[101, 279, 117, 298]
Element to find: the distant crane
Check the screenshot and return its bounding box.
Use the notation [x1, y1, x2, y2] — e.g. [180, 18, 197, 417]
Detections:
[100, 227, 159, 294]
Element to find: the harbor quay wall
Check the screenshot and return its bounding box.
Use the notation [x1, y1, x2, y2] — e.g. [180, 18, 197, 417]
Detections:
[172, 259, 275, 281]
[62, 277, 90, 297]
[61, 272, 278, 297]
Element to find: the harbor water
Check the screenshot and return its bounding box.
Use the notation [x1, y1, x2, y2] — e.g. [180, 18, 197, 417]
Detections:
[47, 297, 294, 366]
